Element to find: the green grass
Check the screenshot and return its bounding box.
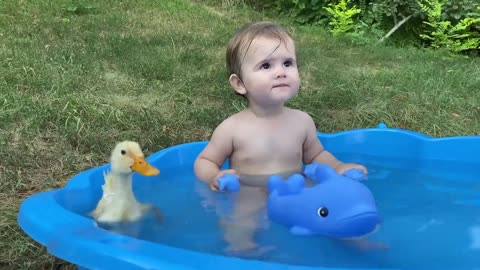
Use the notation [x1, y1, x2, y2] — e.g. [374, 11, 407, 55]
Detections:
[1, 0, 479, 268]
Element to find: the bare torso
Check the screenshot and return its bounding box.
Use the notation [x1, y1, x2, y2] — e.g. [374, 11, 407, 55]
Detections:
[229, 107, 306, 175]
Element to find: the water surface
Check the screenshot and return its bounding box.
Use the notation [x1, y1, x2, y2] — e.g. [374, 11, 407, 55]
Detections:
[93, 157, 480, 269]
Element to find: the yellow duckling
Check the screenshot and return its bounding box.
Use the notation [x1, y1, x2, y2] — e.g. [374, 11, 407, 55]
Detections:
[91, 141, 160, 223]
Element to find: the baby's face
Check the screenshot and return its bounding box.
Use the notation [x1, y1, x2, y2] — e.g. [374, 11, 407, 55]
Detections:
[239, 37, 300, 106]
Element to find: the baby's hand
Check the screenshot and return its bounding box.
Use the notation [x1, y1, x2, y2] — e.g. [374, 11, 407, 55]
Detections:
[335, 163, 368, 176]
[210, 169, 238, 192]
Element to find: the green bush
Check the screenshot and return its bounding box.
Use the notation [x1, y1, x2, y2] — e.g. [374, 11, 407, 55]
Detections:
[323, 0, 361, 35]
[246, 0, 480, 53]
[418, 0, 480, 52]
[442, 0, 479, 22]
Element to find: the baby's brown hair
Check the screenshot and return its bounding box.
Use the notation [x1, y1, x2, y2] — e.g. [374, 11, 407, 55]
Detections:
[226, 21, 295, 80]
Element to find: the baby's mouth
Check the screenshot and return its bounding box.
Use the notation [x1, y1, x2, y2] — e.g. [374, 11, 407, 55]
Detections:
[273, 84, 289, 88]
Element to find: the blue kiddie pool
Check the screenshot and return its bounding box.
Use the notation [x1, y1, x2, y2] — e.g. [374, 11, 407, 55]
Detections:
[18, 124, 480, 269]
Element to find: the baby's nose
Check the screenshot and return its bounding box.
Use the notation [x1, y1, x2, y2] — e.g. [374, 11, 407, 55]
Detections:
[276, 66, 287, 78]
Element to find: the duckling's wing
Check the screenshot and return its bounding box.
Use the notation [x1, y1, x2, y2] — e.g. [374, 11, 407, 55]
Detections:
[91, 171, 115, 219]
[102, 170, 115, 192]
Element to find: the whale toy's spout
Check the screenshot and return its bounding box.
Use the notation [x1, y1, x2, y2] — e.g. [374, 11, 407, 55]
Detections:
[267, 163, 380, 238]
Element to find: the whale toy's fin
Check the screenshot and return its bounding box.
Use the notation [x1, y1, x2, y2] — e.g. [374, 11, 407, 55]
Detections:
[304, 163, 338, 183]
[304, 163, 368, 182]
[267, 174, 305, 196]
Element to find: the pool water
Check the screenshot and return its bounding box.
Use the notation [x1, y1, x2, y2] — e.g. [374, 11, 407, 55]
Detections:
[92, 157, 480, 270]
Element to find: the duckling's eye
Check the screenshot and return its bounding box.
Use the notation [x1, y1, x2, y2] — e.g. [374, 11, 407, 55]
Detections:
[121, 150, 126, 155]
[317, 207, 328, 217]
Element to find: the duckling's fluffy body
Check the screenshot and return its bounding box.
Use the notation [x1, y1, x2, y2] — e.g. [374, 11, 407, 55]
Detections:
[91, 141, 160, 223]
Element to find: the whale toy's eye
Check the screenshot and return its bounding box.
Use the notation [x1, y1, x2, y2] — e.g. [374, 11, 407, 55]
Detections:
[317, 207, 328, 217]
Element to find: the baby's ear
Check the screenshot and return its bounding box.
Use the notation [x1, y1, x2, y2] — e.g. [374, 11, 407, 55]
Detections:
[229, 74, 247, 95]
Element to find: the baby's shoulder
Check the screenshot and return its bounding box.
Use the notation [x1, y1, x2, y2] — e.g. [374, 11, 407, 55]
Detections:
[215, 111, 246, 131]
[285, 108, 313, 122]
[222, 111, 245, 124]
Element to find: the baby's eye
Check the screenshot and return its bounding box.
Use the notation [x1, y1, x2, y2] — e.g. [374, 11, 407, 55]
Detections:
[284, 60, 293, 67]
[260, 62, 271, 69]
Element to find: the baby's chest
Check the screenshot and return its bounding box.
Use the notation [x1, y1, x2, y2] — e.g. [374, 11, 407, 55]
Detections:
[235, 128, 305, 155]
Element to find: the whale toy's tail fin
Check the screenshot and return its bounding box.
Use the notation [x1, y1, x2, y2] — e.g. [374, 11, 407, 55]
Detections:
[304, 163, 338, 183]
[267, 174, 305, 196]
[304, 163, 368, 182]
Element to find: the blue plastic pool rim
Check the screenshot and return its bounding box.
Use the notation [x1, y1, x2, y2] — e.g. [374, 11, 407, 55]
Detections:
[18, 124, 479, 270]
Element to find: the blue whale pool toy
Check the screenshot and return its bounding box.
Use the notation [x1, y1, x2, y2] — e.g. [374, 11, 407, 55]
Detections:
[267, 163, 379, 238]
[216, 163, 376, 238]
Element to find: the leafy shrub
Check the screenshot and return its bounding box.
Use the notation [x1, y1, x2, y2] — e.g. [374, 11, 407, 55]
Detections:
[245, 0, 480, 53]
[323, 0, 362, 35]
[418, 0, 480, 52]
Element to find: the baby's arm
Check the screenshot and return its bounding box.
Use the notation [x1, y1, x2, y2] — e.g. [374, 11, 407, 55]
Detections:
[194, 119, 237, 190]
[302, 113, 367, 175]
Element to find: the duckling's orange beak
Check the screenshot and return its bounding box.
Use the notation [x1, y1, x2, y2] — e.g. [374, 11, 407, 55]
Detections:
[131, 156, 160, 176]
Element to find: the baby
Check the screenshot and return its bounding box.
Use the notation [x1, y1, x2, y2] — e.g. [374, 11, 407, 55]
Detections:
[194, 21, 367, 252]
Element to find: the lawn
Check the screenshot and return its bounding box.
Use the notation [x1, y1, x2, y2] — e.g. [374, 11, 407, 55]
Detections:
[0, 0, 479, 268]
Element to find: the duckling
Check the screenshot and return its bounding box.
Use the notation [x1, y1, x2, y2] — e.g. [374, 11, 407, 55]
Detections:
[91, 141, 161, 223]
